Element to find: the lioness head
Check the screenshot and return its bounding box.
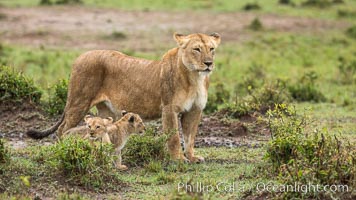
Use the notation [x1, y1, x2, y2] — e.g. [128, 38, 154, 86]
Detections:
[121, 111, 145, 135]
[174, 32, 221, 74]
[84, 115, 113, 139]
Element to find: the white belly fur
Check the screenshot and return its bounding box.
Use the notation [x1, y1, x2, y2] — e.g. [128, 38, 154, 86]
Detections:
[182, 74, 208, 112]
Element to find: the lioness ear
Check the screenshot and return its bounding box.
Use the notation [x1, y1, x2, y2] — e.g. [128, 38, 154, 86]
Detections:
[173, 32, 189, 47]
[128, 116, 135, 123]
[209, 32, 221, 45]
[84, 115, 91, 123]
[121, 110, 128, 116]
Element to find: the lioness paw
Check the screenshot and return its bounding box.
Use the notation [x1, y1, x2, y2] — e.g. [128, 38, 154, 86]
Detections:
[188, 155, 205, 163]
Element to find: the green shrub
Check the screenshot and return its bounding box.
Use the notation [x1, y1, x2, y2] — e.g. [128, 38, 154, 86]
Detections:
[222, 80, 290, 118]
[248, 17, 263, 31]
[242, 3, 261, 11]
[38, 136, 120, 190]
[338, 9, 356, 18]
[337, 56, 356, 84]
[39, 0, 83, 5]
[265, 104, 356, 199]
[0, 66, 42, 104]
[345, 25, 356, 40]
[123, 127, 169, 167]
[288, 71, 326, 102]
[45, 79, 68, 115]
[205, 82, 230, 114]
[0, 139, 10, 164]
[302, 0, 343, 8]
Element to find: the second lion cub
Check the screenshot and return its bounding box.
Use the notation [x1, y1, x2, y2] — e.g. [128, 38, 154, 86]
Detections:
[84, 111, 146, 170]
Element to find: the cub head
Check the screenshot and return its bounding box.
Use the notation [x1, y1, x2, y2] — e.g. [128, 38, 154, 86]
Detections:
[84, 115, 113, 139]
[121, 111, 145, 135]
[174, 32, 221, 74]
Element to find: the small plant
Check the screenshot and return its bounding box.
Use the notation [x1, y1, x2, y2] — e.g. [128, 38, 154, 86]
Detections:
[265, 104, 356, 199]
[345, 25, 356, 40]
[248, 17, 263, 31]
[39, 0, 83, 5]
[0, 139, 10, 164]
[0, 66, 42, 104]
[302, 0, 343, 8]
[337, 56, 356, 84]
[123, 127, 169, 167]
[337, 9, 356, 18]
[288, 71, 326, 102]
[45, 79, 68, 115]
[222, 79, 290, 118]
[105, 31, 127, 40]
[205, 82, 230, 113]
[39, 136, 121, 190]
[242, 2, 261, 11]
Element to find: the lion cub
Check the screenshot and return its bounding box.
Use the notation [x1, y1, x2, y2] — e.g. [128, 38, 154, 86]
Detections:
[84, 111, 146, 170]
[62, 115, 113, 139]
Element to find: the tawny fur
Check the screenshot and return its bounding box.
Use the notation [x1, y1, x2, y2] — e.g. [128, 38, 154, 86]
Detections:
[62, 115, 113, 138]
[85, 112, 145, 170]
[26, 32, 221, 163]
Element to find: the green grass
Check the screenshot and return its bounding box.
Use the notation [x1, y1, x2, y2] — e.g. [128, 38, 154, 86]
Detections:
[2, 0, 356, 19]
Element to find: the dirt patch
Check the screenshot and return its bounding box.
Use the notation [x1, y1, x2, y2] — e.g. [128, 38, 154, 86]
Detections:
[0, 102, 58, 148]
[0, 6, 350, 51]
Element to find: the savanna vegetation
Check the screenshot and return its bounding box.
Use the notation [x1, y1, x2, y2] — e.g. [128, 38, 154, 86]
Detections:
[0, 0, 355, 199]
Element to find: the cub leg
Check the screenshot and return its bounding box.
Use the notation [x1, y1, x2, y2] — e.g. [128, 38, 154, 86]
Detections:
[115, 148, 128, 170]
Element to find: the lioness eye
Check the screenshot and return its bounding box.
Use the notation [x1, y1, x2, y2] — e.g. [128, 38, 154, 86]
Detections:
[88, 125, 91, 129]
[96, 125, 100, 129]
[210, 48, 215, 51]
[193, 48, 201, 52]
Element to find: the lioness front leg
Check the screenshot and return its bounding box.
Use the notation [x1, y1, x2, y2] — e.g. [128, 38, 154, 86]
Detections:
[115, 149, 128, 170]
[162, 106, 188, 162]
[181, 107, 204, 163]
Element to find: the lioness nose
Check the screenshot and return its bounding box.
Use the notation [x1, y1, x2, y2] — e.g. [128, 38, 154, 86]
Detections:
[204, 61, 213, 67]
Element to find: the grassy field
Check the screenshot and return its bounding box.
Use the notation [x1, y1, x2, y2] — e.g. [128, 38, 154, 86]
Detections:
[0, 0, 355, 199]
[2, 0, 356, 20]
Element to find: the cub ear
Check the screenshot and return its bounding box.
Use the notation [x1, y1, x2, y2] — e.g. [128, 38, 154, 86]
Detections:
[121, 110, 128, 116]
[128, 115, 135, 123]
[173, 32, 189, 47]
[105, 117, 113, 124]
[209, 32, 221, 45]
[84, 115, 91, 123]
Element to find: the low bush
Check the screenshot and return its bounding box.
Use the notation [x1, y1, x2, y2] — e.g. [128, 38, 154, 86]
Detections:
[39, 0, 83, 5]
[242, 3, 261, 11]
[205, 82, 230, 114]
[288, 71, 326, 102]
[345, 25, 356, 40]
[302, 0, 343, 8]
[337, 56, 356, 85]
[0, 139, 10, 164]
[44, 79, 68, 116]
[337, 9, 356, 18]
[248, 18, 263, 31]
[37, 136, 121, 190]
[265, 104, 356, 199]
[123, 127, 169, 167]
[222, 80, 290, 118]
[0, 66, 42, 104]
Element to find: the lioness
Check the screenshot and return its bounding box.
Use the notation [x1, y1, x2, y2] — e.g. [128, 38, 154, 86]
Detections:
[62, 115, 113, 138]
[87, 111, 145, 170]
[26, 32, 221, 162]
